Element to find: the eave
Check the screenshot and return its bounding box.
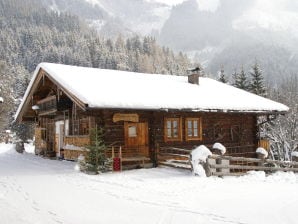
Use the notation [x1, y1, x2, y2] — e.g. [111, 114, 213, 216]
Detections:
[15, 67, 88, 123]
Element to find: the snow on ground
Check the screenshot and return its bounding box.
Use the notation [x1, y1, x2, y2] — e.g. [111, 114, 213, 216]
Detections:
[0, 143, 298, 224]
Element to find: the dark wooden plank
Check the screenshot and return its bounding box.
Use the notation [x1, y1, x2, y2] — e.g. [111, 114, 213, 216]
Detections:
[158, 161, 191, 170]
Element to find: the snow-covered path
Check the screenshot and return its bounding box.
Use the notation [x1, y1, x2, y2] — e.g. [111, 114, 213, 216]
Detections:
[0, 143, 298, 224]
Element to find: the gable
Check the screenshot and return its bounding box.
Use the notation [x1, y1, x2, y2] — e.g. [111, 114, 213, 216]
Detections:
[15, 67, 85, 122]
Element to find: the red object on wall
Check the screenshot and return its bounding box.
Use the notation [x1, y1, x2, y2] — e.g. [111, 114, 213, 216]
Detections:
[113, 157, 121, 171]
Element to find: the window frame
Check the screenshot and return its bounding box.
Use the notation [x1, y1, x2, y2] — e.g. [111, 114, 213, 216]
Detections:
[164, 117, 182, 142]
[185, 117, 202, 141]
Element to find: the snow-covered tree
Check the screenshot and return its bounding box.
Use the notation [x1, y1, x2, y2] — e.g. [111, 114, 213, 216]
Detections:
[218, 66, 228, 83]
[85, 126, 107, 174]
[249, 62, 266, 96]
[264, 76, 298, 160]
[233, 67, 249, 91]
[0, 61, 14, 133]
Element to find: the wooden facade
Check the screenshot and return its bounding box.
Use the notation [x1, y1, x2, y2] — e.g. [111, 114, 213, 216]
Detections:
[32, 103, 258, 162]
[16, 65, 286, 169]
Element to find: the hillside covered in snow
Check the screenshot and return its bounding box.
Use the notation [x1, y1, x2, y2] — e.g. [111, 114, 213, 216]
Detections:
[39, 0, 298, 82]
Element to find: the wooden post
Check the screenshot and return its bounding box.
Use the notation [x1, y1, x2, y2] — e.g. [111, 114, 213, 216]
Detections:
[216, 157, 222, 174]
[112, 146, 115, 159]
[204, 157, 212, 177]
[119, 146, 122, 171]
[155, 143, 160, 167]
[256, 153, 266, 167]
[292, 155, 298, 168]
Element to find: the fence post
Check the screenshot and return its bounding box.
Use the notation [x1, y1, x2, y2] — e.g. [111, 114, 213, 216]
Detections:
[119, 146, 122, 171]
[154, 142, 160, 167]
[256, 152, 266, 167]
[216, 157, 222, 174]
[112, 146, 115, 159]
[204, 156, 212, 177]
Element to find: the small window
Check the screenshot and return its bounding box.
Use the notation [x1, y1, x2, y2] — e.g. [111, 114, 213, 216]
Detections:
[164, 117, 182, 142]
[185, 118, 202, 141]
[128, 125, 137, 137]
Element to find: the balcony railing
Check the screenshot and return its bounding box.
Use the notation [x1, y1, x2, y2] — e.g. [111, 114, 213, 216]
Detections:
[37, 96, 57, 115]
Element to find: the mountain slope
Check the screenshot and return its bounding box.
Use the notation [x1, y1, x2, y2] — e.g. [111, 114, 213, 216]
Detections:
[37, 0, 298, 82]
[0, 0, 191, 131]
[40, 0, 172, 37]
[157, 0, 298, 81]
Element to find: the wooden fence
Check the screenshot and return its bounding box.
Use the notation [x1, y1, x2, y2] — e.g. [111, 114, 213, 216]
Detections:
[156, 146, 298, 176]
[157, 146, 191, 170]
[206, 155, 298, 176]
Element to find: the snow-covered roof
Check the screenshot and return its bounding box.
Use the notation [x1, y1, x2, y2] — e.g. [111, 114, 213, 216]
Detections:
[16, 63, 289, 119]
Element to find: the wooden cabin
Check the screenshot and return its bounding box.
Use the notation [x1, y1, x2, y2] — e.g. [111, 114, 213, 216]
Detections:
[15, 63, 288, 168]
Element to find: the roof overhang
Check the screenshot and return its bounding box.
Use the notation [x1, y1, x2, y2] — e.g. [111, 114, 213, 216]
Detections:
[15, 66, 88, 123]
[15, 63, 289, 123]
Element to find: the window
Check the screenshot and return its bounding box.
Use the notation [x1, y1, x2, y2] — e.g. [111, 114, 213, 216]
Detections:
[128, 125, 137, 137]
[71, 116, 89, 135]
[185, 118, 202, 141]
[164, 118, 182, 141]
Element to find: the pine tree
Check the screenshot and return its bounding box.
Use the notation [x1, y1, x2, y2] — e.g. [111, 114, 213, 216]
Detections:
[232, 69, 239, 87]
[238, 67, 249, 90]
[218, 66, 228, 83]
[249, 62, 266, 96]
[233, 67, 249, 90]
[84, 126, 106, 174]
[0, 61, 14, 132]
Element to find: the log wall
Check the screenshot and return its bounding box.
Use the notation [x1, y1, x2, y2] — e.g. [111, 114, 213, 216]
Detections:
[64, 136, 90, 147]
[64, 149, 88, 161]
[35, 108, 258, 160]
[34, 127, 46, 154]
[97, 110, 258, 158]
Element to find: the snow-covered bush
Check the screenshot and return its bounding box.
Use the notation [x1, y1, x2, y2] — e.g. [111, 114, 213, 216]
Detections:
[256, 147, 268, 158]
[212, 142, 226, 155]
[190, 145, 212, 177]
[291, 151, 298, 158]
[76, 154, 86, 172]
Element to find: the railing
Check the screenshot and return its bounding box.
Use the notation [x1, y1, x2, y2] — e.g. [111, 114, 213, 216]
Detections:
[156, 146, 191, 170]
[64, 135, 90, 147]
[206, 155, 298, 177]
[106, 146, 149, 159]
[37, 95, 57, 113]
[156, 146, 298, 176]
[106, 145, 151, 171]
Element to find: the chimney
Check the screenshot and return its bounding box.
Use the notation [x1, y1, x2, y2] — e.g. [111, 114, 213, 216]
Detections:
[187, 67, 201, 85]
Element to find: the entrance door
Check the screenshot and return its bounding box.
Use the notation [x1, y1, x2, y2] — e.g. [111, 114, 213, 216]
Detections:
[124, 122, 149, 156]
[55, 121, 64, 157]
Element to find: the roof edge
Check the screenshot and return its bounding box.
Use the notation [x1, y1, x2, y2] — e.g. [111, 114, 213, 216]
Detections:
[14, 63, 88, 123]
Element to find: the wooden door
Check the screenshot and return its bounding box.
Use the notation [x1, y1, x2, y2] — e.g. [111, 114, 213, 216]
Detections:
[55, 121, 64, 157]
[59, 124, 64, 156]
[124, 122, 149, 156]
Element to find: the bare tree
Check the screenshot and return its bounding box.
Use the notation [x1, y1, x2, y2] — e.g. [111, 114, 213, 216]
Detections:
[265, 75, 298, 160]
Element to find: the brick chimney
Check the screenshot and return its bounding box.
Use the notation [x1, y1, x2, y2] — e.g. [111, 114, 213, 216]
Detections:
[187, 67, 201, 85]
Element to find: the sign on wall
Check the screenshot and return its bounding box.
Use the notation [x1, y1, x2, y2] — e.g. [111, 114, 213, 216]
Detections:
[113, 113, 139, 123]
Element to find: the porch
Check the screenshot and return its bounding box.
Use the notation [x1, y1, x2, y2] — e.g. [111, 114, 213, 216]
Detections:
[61, 136, 152, 170]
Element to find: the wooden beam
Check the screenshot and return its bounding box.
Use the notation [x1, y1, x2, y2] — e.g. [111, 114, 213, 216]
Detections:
[210, 164, 298, 172]
[209, 155, 298, 166]
[158, 161, 191, 170]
